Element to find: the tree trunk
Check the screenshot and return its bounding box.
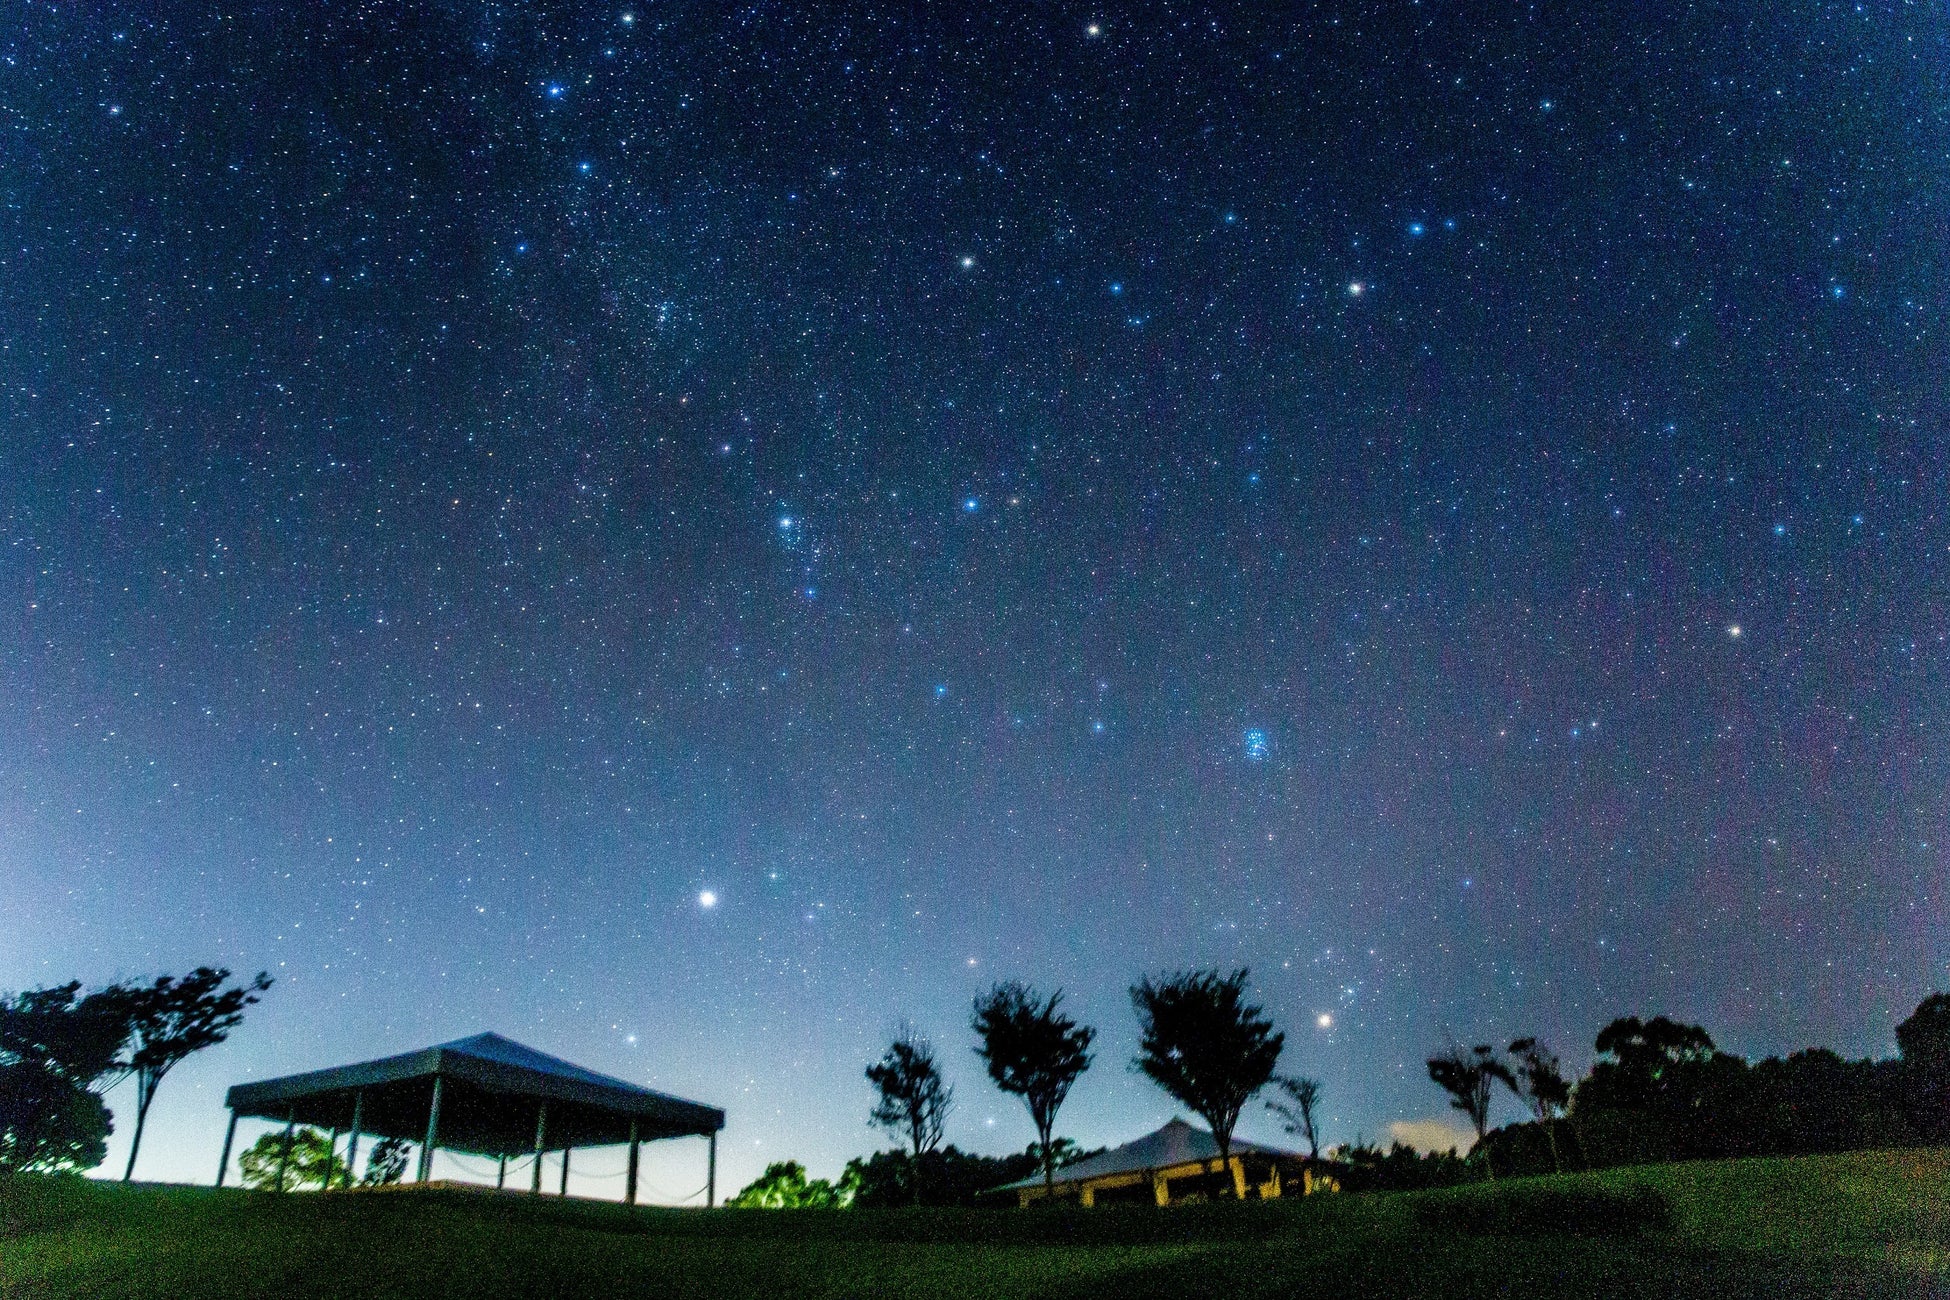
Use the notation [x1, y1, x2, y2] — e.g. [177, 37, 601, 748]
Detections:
[1544, 1116, 1563, 1173]
[1040, 1122, 1055, 1203]
[122, 1078, 155, 1182]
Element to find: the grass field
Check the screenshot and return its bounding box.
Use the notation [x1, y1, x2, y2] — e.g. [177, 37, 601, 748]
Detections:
[4, 1148, 1948, 1298]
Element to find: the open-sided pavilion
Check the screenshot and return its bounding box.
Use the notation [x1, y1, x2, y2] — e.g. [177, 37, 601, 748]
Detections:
[220, 1032, 725, 1206]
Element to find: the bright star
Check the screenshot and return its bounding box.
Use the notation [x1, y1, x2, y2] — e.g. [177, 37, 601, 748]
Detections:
[1085, 22, 1102, 36]
[1727, 624, 1742, 638]
[1347, 282, 1364, 296]
[962, 497, 979, 512]
[698, 890, 717, 909]
[960, 255, 975, 269]
[1317, 1013, 1333, 1029]
[1408, 221, 1425, 236]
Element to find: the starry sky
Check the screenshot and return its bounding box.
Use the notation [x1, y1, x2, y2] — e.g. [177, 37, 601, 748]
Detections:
[3, 0, 1947, 1198]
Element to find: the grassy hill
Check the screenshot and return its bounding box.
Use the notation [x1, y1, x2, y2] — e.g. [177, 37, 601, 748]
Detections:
[3, 1148, 1946, 1299]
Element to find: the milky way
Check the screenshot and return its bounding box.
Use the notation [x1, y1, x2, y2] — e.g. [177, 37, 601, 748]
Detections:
[2, 1, 1945, 1194]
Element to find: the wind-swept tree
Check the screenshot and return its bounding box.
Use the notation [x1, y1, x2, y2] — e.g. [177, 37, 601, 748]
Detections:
[1265, 1074, 1324, 1160]
[867, 1027, 953, 1200]
[1130, 968, 1284, 1195]
[114, 967, 272, 1181]
[971, 981, 1096, 1201]
[1503, 1037, 1572, 1171]
[1427, 1043, 1504, 1178]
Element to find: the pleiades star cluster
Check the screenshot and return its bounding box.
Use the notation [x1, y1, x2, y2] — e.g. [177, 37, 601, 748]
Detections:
[2, 0, 1944, 1193]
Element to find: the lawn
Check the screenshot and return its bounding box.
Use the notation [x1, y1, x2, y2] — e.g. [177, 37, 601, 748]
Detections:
[3, 1148, 1946, 1299]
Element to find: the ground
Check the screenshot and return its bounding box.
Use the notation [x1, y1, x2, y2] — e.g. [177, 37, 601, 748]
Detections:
[3, 1149, 1947, 1298]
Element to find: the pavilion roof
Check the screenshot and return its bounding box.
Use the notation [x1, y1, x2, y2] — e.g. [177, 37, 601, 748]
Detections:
[992, 1118, 1301, 1191]
[225, 1032, 723, 1154]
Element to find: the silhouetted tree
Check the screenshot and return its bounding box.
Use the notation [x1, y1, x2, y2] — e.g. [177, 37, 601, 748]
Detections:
[1898, 993, 1950, 1140]
[971, 981, 1096, 1200]
[1504, 1038, 1572, 1171]
[867, 1028, 953, 1200]
[1427, 1044, 1503, 1178]
[1330, 1139, 1471, 1192]
[1265, 1075, 1324, 1159]
[0, 982, 131, 1173]
[114, 967, 272, 1181]
[1586, 1016, 1718, 1104]
[1572, 1015, 1747, 1164]
[1130, 968, 1284, 1194]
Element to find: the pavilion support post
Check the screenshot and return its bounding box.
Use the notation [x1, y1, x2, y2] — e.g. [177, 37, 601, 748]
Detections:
[215, 1110, 239, 1188]
[324, 1126, 340, 1192]
[417, 1075, 444, 1184]
[343, 1093, 364, 1190]
[706, 1132, 717, 1208]
[530, 1103, 547, 1195]
[497, 1155, 507, 1190]
[275, 1110, 296, 1193]
[559, 1147, 571, 1196]
[625, 1121, 640, 1207]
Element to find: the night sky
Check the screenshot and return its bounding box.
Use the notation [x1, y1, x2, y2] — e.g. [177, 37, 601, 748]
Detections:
[3, 0, 1947, 1199]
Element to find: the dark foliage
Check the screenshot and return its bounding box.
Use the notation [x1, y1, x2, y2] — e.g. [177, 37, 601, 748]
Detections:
[1428, 1044, 1504, 1175]
[866, 1029, 954, 1165]
[841, 1145, 1042, 1208]
[1129, 968, 1283, 1190]
[971, 982, 1095, 1198]
[0, 983, 130, 1173]
[1265, 1075, 1324, 1159]
[1472, 997, 1950, 1178]
[111, 968, 272, 1181]
[0, 1064, 112, 1174]
[1328, 1140, 1472, 1192]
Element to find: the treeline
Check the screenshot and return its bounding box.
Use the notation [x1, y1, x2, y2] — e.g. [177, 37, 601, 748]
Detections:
[731, 1141, 1104, 1210]
[1429, 995, 1950, 1183]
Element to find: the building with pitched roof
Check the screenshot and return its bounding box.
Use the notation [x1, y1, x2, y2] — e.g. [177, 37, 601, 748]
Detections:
[992, 1117, 1336, 1207]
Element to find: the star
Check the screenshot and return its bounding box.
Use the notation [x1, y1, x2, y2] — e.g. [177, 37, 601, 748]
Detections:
[697, 890, 717, 909]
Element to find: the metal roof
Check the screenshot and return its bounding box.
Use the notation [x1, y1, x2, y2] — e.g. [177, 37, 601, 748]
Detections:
[225, 1033, 723, 1154]
[993, 1118, 1301, 1191]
